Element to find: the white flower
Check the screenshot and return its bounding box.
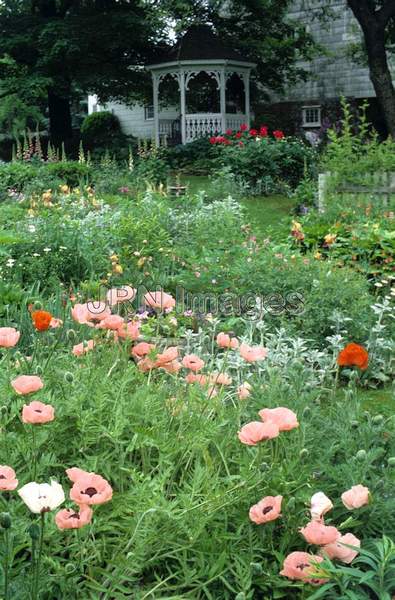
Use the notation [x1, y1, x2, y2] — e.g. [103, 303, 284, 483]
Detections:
[33, 253, 40, 257]
[310, 491, 333, 521]
[28, 225, 36, 233]
[43, 247, 51, 253]
[6, 259, 15, 268]
[18, 481, 65, 514]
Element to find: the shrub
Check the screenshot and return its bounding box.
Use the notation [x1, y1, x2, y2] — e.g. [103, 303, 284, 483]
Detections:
[0, 162, 40, 195]
[211, 127, 317, 194]
[44, 161, 92, 186]
[81, 111, 128, 153]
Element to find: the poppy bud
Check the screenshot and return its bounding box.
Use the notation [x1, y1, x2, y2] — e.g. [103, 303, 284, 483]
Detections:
[33, 301, 43, 310]
[65, 563, 76, 574]
[260, 462, 269, 472]
[66, 329, 77, 342]
[35, 366, 43, 376]
[64, 372, 74, 384]
[350, 420, 359, 428]
[372, 415, 384, 425]
[0, 512, 11, 529]
[387, 457, 395, 468]
[302, 406, 311, 418]
[0, 406, 7, 415]
[28, 523, 40, 540]
[235, 594, 245, 600]
[356, 450, 367, 462]
[250, 562, 263, 575]
[299, 448, 309, 460]
[286, 497, 296, 510]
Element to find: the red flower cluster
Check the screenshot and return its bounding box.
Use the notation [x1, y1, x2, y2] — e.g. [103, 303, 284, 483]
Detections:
[209, 124, 285, 145]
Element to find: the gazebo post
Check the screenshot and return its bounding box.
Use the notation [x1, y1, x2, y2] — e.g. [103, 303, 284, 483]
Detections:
[220, 68, 226, 133]
[180, 70, 186, 144]
[152, 73, 160, 145]
[244, 72, 251, 128]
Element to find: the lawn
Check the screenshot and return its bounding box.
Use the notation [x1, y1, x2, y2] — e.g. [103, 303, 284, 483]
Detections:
[181, 174, 296, 235]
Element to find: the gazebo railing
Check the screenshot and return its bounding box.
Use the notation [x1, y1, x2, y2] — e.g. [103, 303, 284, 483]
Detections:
[184, 113, 248, 142]
[185, 113, 222, 142]
[225, 114, 247, 131]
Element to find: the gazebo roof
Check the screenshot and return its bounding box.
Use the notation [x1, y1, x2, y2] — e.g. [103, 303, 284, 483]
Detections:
[148, 25, 254, 68]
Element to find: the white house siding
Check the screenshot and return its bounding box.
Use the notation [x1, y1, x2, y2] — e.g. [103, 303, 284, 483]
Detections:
[282, 0, 395, 102]
[87, 95, 179, 139]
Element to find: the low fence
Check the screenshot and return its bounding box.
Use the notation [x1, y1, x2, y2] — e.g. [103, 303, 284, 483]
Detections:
[318, 171, 395, 211]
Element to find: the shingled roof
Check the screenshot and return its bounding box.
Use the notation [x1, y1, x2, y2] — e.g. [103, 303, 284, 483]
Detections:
[152, 25, 251, 64]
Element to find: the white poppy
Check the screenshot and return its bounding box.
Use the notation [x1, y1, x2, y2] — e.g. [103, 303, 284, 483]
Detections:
[18, 481, 65, 514]
[310, 491, 333, 521]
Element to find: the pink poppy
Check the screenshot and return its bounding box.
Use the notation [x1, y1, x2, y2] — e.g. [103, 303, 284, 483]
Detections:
[239, 342, 268, 362]
[0, 327, 20, 348]
[66, 467, 90, 483]
[341, 485, 370, 510]
[11, 375, 44, 395]
[71, 303, 93, 325]
[182, 354, 205, 372]
[155, 346, 178, 367]
[72, 302, 110, 325]
[238, 421, 279, 445]
[259, 407, 299, 431]
[131, 342, 155, 359]
[0, 466, 18, 491]
[249, 495, 283, 524]
[321, 533, 361, 564]
[310, 492, 333, 521]
[106, 286, 136, 306]
[49, 318, 63, 328]
[116, 321, 140, 341]
[216, 332, 239, 349]
[137, 357, 156, 372]
[72, 339, 95, 356]
[160, 360, 182, 374]
[207, 385, 218, 398]
[238, 382, 252, 400]
[22, 401, 55, 424]
[96, 315, 125, 330]
[70, 473, 113, 505]
[185, 373, 208, 385]
[300, 520, 340, 545]
[144, 291, 176, 311]
[55, 504, 93, 529]
[210, 372, 232, 386]
[280, 551, 326, 584]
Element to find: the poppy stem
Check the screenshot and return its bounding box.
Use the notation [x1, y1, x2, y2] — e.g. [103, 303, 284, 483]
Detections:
[31, 427, 37, 481]
[32, 513, 45, 600]
[3, 527, 10, 600]
[332, 365, 340, 398]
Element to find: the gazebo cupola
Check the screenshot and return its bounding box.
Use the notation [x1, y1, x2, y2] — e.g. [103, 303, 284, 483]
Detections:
[147, 25, 256, 144]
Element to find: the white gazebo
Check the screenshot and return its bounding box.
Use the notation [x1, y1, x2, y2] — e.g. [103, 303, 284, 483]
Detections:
[147, 25, 256, 145]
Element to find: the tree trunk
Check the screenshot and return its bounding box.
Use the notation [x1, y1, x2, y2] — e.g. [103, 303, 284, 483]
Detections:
[365, 34, 395, 138]
[347, 0, 395, 138]
[48, 88, 73, 146]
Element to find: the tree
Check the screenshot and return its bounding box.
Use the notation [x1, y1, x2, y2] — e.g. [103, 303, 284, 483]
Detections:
[345, 1, 395, 137]
[0, 0, 165, 144]
[162, 0, 318, 101]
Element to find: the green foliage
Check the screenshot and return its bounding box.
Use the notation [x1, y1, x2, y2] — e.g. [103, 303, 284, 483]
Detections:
[81, 111, 126, 151]
[217, 136, 317, 195]
[44, 161, 92, 186]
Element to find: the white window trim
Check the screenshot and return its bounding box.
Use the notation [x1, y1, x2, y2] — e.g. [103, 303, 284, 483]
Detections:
[145, 105, 154, 121]
[302, 105, 322, 128]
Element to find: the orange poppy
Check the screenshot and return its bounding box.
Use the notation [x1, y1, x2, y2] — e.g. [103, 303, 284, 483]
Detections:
[337, 343, 368, 370]
[31, 310, 53, 332]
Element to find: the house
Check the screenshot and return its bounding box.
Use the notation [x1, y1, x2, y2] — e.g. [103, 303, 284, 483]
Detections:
[272, 0, 395, 136]
[88, 2, 395, 141]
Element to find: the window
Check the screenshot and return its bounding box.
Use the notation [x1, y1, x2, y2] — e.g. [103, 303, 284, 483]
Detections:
[145, 105, 154, 120]
[302, 105, 321, 128]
